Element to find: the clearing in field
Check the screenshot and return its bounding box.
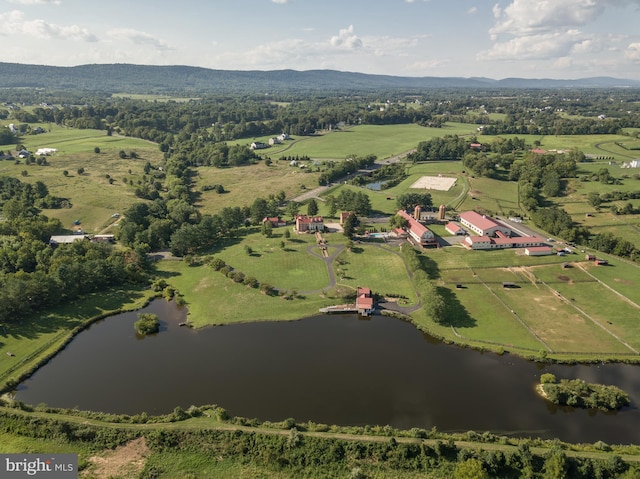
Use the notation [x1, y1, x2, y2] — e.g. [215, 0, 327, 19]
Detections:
[410, 175, 457, 191]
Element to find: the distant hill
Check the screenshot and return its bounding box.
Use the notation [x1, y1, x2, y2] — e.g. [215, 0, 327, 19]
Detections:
[0, 62, 639, 94]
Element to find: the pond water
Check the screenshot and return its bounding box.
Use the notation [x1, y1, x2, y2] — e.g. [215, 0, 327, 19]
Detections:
[365, 181, 388, 191]
[14, 300, 640, 444]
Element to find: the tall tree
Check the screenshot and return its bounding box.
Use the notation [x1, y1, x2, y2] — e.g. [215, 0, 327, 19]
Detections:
[307, 198, 319, 216]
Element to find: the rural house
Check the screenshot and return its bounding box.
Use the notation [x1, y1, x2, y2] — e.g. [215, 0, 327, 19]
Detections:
[295, 215, 325, 233]
[262, 216, 287, 227]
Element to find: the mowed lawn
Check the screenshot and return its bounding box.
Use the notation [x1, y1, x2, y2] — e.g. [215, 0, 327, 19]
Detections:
[334, 245, 418, 304]
[154, 260, 333, 327]
[212, 230, 332, 292]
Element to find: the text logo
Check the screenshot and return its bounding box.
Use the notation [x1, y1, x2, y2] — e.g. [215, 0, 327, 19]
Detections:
[1, 454, 77, 478]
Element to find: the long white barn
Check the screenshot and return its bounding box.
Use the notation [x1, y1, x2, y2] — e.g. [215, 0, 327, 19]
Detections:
[459, 211, 511, 237]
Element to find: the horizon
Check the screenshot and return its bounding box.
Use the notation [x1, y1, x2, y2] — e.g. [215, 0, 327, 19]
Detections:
[2, 61, 639, 83]
[0, 1, 639, 81]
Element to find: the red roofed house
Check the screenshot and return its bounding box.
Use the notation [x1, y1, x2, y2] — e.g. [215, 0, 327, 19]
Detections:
[397, 210, 438, 247]
[295, 215, 325, 233]
[262, 217, 287, 227]
[356, 287, 374, 316]
[459, 211, 511, 237]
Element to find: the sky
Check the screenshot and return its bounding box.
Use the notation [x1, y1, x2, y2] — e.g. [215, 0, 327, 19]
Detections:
[1, 0, 640, 80]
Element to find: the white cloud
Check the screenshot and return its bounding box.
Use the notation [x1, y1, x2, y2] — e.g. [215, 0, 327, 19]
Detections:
[479, 30, 585, 60]
[483, 0, 640, 65]
[0, 9, 96, 41]
[467, 7, 478, 14]
[329, 25, 363, 50]
[490, 0, 605, 37]
[271, 0, 290, 3]
[625, 42, 640, 62]
[7, 0, 61, 4]
[108, 28, 173, 51]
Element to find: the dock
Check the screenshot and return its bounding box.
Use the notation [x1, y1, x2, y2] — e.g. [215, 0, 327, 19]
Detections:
[320, 287, 375, 316]
[320, 304, 359, 314]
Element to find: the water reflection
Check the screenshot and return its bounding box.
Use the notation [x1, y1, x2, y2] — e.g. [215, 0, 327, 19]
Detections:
[15, 300, 640, 444]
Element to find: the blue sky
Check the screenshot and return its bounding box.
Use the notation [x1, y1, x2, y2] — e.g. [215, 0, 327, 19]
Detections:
[1, 0, 639, 79]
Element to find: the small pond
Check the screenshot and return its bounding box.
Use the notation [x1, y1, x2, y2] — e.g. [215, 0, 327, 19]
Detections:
[365, 180, 388, 191]
[14, 300, 640, 444]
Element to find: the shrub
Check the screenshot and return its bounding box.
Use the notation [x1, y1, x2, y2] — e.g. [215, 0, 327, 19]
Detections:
[134, 313, 160, 336]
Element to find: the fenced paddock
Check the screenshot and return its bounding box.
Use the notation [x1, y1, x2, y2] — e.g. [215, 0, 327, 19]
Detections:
[410, 175, 457, 191]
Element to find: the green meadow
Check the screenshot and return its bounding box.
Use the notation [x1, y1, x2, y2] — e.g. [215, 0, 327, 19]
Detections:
[0, 123, 164, 233]
[238, 122, 479, 160]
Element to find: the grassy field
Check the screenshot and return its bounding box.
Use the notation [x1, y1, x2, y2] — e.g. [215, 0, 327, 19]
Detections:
[213, 229, 332, 292]
[334, 244, 418, 304]
[193, 160, 319, 213]
[237, 122, 479, 160]
[554, 160, 640, 248]
[0, 123, 164, 233]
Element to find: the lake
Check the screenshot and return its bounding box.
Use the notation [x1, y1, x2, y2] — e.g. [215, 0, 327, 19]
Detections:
[14, 300, 640, 444]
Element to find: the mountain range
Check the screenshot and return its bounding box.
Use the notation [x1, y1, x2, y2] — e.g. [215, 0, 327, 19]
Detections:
[1, 62, 639, 94]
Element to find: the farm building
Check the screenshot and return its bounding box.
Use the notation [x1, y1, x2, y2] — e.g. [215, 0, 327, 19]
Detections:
[525, 246, 554, 256]
[459, 211, 511, 237]
[445, 222, 465, 235]
[465, 235, 545, 250]
[250, 142, 268, 150]
[295, 215, 325, 233]
[397, 210, 438, 247]
[268, 137, 281, 146]
[49, 235, 88, 246]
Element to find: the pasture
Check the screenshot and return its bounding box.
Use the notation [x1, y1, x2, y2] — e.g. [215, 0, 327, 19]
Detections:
[194, 160, 319, 214]
[240, 122, 479, 160]
[0, 125, 163, 233]
[429, 257, 640, 357]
